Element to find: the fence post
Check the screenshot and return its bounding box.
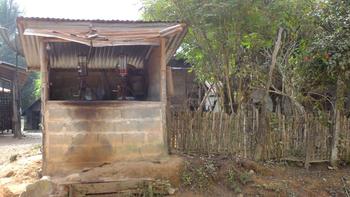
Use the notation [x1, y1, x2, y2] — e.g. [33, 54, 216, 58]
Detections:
[304, 114, 311, 169]
[282, 115, 286, 159]
[243, 106, 247, 158]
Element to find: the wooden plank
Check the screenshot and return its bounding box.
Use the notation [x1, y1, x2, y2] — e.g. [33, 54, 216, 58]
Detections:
[66, 178, 172, 196]
[72, 179, 148, 195]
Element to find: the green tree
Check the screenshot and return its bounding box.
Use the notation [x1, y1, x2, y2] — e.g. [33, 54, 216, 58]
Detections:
[311, 0, 350, 165]
[0, 0, 19, 64]
[0, 0, 40, 111]
[21, 72, 41, 110]
[142, 0, 319, 160]
[143, 0, 317, 109]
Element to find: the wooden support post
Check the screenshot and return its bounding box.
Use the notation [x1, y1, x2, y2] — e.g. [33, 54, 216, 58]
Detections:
[39, 40, 49, 173]
[160, 38, 168, 153]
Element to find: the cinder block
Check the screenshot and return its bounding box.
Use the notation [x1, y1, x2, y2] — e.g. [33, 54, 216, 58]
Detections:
[140, 143, 167, 156]
[87, 120, 148, 132]
[96, 109, 122, 119]
[48, 107, 122, 120]
[145, 132, 164, 144]
[47, 121, 91, 132]
[47, 144, 114, 162]
[121, 108, 161, 119]
[48, 108, 97, 120]
[47, 134, 75, 145]
[121, 133, 146, 144]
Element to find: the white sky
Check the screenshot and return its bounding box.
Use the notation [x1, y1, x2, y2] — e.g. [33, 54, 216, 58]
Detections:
[14, 0, 142, 20]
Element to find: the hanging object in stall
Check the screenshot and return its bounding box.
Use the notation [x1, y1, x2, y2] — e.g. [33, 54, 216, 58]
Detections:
[117, 55, 128, 100]
[78, 55, 88, 77]
[118, 55, 128, 77]
[77, 54, 89, 100]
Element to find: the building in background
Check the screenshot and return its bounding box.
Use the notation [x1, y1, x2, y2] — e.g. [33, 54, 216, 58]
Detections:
[22, 99, 41, 130]
[0, 61, 27, 133]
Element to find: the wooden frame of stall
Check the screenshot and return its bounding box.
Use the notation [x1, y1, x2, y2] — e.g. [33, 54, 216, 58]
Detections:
[17, 17, 187, 175]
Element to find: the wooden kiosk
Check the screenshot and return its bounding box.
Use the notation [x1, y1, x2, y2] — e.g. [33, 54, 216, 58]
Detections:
[17, 17, 187, 176]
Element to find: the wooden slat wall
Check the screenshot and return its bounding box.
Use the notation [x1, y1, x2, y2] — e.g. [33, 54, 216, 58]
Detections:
[0, 91, 12, 131]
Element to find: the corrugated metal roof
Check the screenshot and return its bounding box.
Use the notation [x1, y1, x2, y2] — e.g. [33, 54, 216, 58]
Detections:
[17, 17, 188, 70]
[0, 61, 28, 85]
[17, 16, 182, 24]
[49, 43, 149, 69]
[0, 61, 26, 71]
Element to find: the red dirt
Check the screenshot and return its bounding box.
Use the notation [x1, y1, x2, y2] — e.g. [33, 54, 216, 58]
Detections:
[175, 154, 350, 196]
[1, 142, 350, 197]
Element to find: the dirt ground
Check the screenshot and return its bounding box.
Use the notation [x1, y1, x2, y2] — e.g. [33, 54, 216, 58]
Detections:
[0, 131, 42, 197]
[0, 131, 41, 164]
[175, 154, 350, 197]
[0, 132, 350, 197]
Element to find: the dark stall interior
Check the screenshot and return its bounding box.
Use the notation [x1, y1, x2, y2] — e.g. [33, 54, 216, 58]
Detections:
[48, 43, 160, 101]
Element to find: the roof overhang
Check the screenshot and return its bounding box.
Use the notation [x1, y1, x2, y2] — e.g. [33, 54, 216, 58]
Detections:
[0, 61, 28, 85]
[17, 17, 188, 70]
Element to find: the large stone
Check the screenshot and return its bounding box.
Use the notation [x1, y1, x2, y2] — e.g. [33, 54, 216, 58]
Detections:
[20, 177, 55, 197]
[0, 186, 15, 197]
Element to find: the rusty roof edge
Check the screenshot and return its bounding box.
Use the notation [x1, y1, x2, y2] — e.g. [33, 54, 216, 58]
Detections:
[0, 61, 27, 72]
[17, 16, 185, 24]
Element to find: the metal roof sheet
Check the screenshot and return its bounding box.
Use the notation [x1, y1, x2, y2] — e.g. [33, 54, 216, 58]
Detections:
[0, 62, 28, 85]
[48, 43, 149, 69]
[17, 16, 181, 24]
[17, 17, 187, 70]
[0, 61, 26, 71]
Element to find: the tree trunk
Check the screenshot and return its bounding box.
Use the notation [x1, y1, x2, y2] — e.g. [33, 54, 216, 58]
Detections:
[12, 62, 22, 138]
[255, 27, 283, 160]
[330, 75, 346, 166]
[12, 54, 22, 138]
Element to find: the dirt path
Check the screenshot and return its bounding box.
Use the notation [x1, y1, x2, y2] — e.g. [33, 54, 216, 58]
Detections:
[0, 131, 42, 197]
[0, 133, 350, 197]
[0, 131, 41, 164]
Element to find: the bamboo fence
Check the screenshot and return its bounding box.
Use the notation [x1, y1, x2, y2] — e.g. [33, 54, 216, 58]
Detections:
[167, 107, 350, 165]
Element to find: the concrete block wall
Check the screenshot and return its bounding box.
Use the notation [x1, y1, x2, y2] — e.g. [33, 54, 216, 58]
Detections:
[44, 101, 166, 175]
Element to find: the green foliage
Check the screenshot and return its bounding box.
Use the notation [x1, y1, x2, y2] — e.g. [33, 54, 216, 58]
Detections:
[34, 75, 41, 98]
[181, 170, 193, 186]
[195, 167, 210, 190]
[0, 0, 20, 64]
[239, 171, 252, 185]
[142, 0, 321, 113]
[0, 0, 40, 110]
[305, 0, 350, 112]
[227, 168, 252, 193]
[181, 160, 217, 191]
[21, 72, 40, 110]
[227, 168, 241, 192]
[312, 0, 350, 75]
